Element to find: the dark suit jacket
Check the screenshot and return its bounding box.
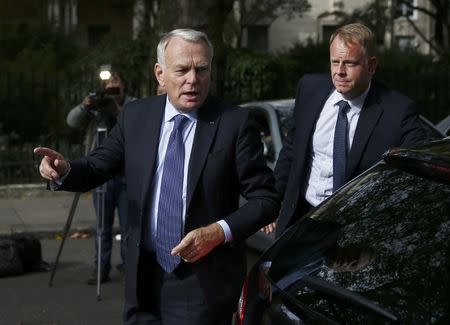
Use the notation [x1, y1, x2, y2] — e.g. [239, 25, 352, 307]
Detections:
[274, 74, 425, 237]
[58, 95, 279, 315]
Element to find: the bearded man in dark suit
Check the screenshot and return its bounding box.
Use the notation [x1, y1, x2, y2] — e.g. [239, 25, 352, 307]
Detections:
[262, 23, 425, 238]
[35, 29, 279, 325]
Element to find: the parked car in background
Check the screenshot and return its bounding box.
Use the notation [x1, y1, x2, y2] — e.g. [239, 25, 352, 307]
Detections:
[240, 99, 295, 169]
[242, 99, 447, 252]
[236, 138, 450, 325]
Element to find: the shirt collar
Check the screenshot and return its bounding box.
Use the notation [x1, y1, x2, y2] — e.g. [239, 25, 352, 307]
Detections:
[164, 96, 198, 123]
[332, 82, 371, 110]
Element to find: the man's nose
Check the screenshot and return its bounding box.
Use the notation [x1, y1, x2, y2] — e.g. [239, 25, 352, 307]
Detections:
[337, 62, 346, 74]
[185, 69, 198, 83]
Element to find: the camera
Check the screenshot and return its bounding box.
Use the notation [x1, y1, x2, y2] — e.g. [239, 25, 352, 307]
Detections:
[89, 87, 121, 106]
[90, 86, 121, 98]
[89, 87, 121, 110]
[89, 87, 121, 129]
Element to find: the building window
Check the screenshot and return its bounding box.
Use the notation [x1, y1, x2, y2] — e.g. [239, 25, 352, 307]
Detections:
[396, 0, 418, 20]
[396, 36, 416, 51]
[88, 25, 111, 47]
[247, 25, 269, 53]
[322, 25, 337, 44]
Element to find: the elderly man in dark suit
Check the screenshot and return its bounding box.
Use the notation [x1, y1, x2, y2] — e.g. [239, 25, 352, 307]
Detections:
[262, 23, 425, 238]
[35, 29, 279, 325]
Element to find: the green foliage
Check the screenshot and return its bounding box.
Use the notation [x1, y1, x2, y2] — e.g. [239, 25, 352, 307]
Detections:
[0, 30, 156, 149]
[276, 41, 330, 96]
[224, 43, 449, 124]
[71, 34, 154, 98]
[0, 29, 81, 146]
[225, 49, 283, 103]
[376, 49, 450, 123]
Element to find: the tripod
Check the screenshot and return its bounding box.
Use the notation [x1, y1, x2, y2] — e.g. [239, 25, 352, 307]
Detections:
[48, 126, 109, 301]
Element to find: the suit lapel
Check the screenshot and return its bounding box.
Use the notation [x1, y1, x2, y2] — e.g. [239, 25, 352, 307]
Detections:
[186, 98, 220, 210]
[347, 84, 383, 178]
[139, 96, 165, 206]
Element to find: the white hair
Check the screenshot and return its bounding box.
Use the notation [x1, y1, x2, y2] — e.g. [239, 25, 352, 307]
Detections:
[156, 28, 214, 66]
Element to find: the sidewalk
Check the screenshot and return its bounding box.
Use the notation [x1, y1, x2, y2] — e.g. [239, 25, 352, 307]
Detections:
[0, 183, 97, 237]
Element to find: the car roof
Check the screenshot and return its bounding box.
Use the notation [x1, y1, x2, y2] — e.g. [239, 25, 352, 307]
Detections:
[240, 99, 294, 111]
[383, 137, 450, 185]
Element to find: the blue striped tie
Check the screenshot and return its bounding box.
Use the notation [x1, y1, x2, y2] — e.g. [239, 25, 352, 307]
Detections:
[156, 114, 188, 272]
[333, 100, 350, 192]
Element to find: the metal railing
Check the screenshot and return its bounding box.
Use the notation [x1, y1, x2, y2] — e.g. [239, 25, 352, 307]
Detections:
[1, 65, 449, 184]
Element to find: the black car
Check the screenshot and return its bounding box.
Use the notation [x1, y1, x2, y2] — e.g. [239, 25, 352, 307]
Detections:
[242, 99, 447, 252]
[236, 138, 450, 324]
[437, 115, 450, 136]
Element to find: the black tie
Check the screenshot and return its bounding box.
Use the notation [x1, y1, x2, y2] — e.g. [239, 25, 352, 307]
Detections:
[333, 100, 351, 192]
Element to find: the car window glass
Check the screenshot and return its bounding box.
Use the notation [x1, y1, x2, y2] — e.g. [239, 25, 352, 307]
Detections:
[248, 109, 275, 162]
[263, 163, 450, 324]
[275, 107, 294, 140]
[419, 116, 445, 140]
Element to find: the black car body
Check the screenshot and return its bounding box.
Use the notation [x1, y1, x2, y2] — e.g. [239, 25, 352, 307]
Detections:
[437, 115, 450, 136]
[236, 138, 450, 324]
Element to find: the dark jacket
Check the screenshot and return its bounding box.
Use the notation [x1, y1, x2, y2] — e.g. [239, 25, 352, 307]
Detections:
[274, 74, 426, 237]
[58, 94, 280, 315]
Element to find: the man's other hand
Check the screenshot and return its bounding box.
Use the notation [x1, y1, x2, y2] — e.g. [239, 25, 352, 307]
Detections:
[82, 95, 94, 110]
[171, 223, 225, 263]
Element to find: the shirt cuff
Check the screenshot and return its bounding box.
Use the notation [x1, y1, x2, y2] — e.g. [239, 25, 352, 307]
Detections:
[216, 220, 233, 243]
[49, 166, 71, 190]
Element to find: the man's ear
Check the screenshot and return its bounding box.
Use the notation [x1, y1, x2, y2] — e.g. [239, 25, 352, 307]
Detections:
[154, 63, 164, 86]
[368, 56, 378, 76]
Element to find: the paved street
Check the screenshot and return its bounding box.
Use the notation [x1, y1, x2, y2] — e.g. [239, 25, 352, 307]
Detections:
[0, 237, 125, 325]
[0, 184, 97, 237]
[0, 185, 125, 325]
[0, 184, 260, 325]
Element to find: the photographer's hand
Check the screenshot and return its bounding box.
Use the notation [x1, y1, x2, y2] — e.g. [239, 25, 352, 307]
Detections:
[33, 147, 70, 182]
[81, 95, 95, 110]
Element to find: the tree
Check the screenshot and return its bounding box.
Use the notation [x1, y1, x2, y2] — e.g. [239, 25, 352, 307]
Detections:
[394, 0, 450, 58]
[342, 0, 390, 48]
[146, 0, 310, 96]
[234, 0, 311, 48]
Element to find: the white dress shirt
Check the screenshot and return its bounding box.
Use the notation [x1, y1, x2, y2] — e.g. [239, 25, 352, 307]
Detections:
[304, 85, 370, 207]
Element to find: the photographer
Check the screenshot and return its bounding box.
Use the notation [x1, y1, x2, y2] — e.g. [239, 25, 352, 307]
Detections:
[67, 70, 136, 285]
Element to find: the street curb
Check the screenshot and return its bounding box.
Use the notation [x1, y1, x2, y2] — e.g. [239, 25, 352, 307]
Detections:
[0, 183, 50, 199]
[0, 224, 95, 239]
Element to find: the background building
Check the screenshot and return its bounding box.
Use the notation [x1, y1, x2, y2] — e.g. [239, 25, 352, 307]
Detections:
[244, 0, 435, 55]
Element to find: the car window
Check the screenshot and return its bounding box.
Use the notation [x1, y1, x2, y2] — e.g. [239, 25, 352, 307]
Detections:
[419, 116, 445, 140]
[275, 107, 294, 139]
[248, 109, 276, 163]
[263, 163, 450, 324]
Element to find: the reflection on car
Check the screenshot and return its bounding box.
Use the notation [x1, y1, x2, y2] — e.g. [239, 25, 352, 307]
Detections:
[236, 138, 450, 324]
[241, 99, 446, 252]
[436, 115, 450, 136]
